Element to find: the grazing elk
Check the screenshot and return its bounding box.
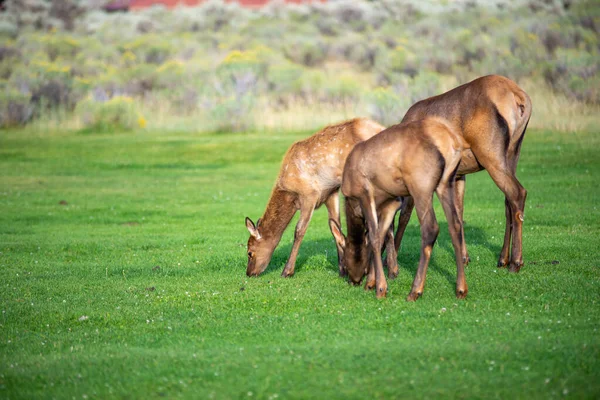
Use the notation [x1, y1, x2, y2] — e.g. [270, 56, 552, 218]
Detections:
[394, 75, 532, 272]
[245, 118, 385, 277]
[330, 118, 468, 300]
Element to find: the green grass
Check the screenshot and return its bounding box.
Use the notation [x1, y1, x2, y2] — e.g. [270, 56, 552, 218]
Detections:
[0, 127, 599, 399]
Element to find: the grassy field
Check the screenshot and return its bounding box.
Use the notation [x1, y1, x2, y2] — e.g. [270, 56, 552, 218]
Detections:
[0, 126, 599, 399]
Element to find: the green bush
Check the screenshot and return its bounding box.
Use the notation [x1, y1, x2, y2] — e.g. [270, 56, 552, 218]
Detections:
[267, 61, 305, 96]
[76, 95, 144, 132]
[283, 37, 327, 67]
[545, 48, 600, 103]
[409, 71, 442, 104]
[0, 89, 33, 127]
[366, 87, 407, 126]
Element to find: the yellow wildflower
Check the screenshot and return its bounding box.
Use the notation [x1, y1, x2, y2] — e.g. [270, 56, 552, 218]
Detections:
[138, 115, 147, 129]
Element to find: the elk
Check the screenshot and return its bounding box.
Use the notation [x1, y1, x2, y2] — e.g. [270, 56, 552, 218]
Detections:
[329, 118, 467, 300]
[245, 118, 385, 278]
[394, 75, 532, 273]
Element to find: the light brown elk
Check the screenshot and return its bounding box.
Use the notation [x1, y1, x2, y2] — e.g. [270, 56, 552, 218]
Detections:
[329, 118, 467, 299]
[245, 118, 385, 277]
[394, 75, 532, 272]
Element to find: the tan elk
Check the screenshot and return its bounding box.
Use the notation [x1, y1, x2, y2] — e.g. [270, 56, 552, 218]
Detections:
[329, 118, 467, 300]
[245, 118, 385, 277]
[394, 75, 532, 273]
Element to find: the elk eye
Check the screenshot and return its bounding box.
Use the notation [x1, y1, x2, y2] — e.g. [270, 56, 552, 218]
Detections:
[247, 251, 254, 258]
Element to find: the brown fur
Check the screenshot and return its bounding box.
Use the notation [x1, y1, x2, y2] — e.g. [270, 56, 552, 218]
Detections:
[329, 118, 468, 300]
[245, 118, 385, 277]
[395, 75, 532, 272]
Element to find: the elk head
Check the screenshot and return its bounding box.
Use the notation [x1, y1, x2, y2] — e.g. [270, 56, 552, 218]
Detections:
[245, 217, 276, 276]
[329, 219, 369, 285]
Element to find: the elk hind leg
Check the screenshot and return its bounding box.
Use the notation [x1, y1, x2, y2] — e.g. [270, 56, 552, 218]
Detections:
[437, 184, 468, 299]
[394, 196, 414, 253]
[486, 166, 527, 273]
[385, 226, 399, 279]
[498, 198, 512, 268]
[455, 175, 470, 265]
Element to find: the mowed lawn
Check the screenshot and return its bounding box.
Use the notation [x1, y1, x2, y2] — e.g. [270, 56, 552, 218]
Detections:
[0, 126, 599, 399]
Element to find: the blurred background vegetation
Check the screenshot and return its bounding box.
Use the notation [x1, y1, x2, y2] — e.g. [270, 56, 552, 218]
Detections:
[0, 0, 598, 133]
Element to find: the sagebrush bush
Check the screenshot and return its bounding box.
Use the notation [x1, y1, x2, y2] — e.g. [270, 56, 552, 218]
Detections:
[284, 37, 327, 67]
[0, 89, 33, 127]
[367, 87, 408, 127]
[0, 0, 598, 132]
[545, 48, 600, 103]
[76, 95, 144, 132]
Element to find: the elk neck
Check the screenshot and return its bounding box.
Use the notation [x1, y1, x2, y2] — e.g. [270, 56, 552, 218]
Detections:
[259, 188, 298, 244]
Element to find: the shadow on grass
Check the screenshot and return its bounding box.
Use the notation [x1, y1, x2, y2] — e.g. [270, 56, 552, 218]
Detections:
[259, 237, 340, 277]
[394, 221, 501, 289]
[255, 219, 501, 291]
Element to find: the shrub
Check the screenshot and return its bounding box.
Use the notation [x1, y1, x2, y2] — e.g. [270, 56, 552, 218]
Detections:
[76, 95, 144, 132]
[123, 35, 173, 65]
[216, 49, 266, 97]
[267, 61, 305, 97]
[283, 37, 328, 67]
[154, 59, 186, 90]
[0, 89, 34, 127]
[408, 71, 442, 104]
[344, 40, 384, 72]
[388, 45, 418, 77]
[199, 0, 250, 32]
[544, 48, 600, 103]
[208, 95, 256, 133]
[366, 87, 407, 126]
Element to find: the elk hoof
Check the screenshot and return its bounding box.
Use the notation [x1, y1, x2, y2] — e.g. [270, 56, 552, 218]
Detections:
[376, 287, 387, 299]
[281, 268, 294, 278]
[406, 291, 422, 302]
[388, 267, 399, 280]
[509, 261, 523, 273]
[364, 279, 376, 291]
[456, 287, 468, 299]
[497, 259, 509, 268]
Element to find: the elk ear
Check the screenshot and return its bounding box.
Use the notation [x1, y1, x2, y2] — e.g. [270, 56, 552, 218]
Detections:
[245, 217, 261, 239]
[329, 219, 346, 248]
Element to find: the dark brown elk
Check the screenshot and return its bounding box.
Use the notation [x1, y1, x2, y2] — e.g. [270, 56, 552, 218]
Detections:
[245, 118, 385, 277]
[394, 75, 532, 272]
[330, 118, 467, 300]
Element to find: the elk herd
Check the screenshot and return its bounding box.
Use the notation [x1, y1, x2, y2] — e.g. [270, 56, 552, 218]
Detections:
[245, 75, 532, 300]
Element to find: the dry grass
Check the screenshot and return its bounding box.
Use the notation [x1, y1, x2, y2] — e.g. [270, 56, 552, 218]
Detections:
[521, 79, 600, 133]
[29, 80, 598, 135]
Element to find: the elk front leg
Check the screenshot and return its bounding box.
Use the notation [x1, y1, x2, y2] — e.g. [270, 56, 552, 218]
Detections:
[437, 186, 468, 299]
[394, 196, 414, 252]
[325, 191, 345, 277]
[407, 195, 439, 302]
[360, 197, 388, 298]
[364, 247, 376, 291]
[455, 175, 470, 265]
[382, 199, 402, 279]
[281, 199, 316, 278]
